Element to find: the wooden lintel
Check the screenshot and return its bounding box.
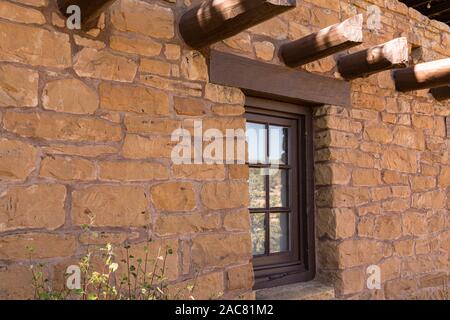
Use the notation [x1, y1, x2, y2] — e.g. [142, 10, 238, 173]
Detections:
[179, 0, 296, 49]
[430, 85, 450, 101]
[57, 0, 117, 29]
[209, 50, 351, 107]
[393, 58, 450, 92]
[280, 14, 363, 68]
[337, 37, 409, 80]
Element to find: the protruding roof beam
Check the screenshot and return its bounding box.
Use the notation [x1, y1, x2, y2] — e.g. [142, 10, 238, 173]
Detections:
[280, 14, 363, 68]
[430, 85, 450, 101]
[393, 58, 450, 92]
[179, 0, 296, 49]
[337, 37, 409, 80]
[57, 0, 117, 29]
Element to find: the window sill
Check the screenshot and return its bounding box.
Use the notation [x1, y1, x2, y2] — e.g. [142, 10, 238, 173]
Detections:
[256, 280, 335, 300]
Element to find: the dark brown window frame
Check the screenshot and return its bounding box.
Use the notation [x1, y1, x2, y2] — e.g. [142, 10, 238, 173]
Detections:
[246, 97, 315, 290]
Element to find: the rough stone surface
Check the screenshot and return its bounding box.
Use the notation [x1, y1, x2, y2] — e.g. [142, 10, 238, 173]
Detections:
[72, 186, 149, 227]
[0, 184, 66, 231]
[0, 64, 38, 107]
[0, 139, 38, 181]
[0, 0, 448, 301]
[42, 79, 99, 114]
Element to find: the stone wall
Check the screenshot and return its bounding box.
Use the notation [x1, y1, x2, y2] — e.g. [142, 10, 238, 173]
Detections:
[0, 0, 449, 300]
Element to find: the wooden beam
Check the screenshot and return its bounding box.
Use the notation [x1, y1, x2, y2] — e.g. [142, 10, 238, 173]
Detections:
[393, 58, 450, 92]
[280, 14, 363, 68]
[57, 0, 117, 29]
[209, 50, 351, 107]
[337, 37, 409, 80]
[430, 85, 450, 101]
[179, 0, 296, 49]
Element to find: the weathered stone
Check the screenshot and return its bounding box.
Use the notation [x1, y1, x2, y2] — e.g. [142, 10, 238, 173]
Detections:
[227, 264, 254, 291]
[352, 168, 381, 186]
[374, 215, 402, 240]
[337, 240, 385, 268]
[392, 126, 425, 150]
[192, 233, 251, 268]
[412, 190, 446, 209]
[173, 164, 225, 181]
[0, 233, 76, 260]
[121, 134, 175, 159]
[140, 58, 172, 76]
[100, 83, 169, 115]
[111, 0, 174, 39]
[181, 50, 208, 81]
[169, 272, 224, 300]
[0, 184, 66, 232]
[155, 213, 220, 235]
[381, 147, 418, 173]
[79, 231, 137, 245]
[0, 64, 38, 107]
[254, 41, 275, 61]
[124, 116, 180, 134]
[336, 268, 365, 295]
[204, 84, 245, 105]
[385, 278, 417, 299]
[98, 161, 169, 181]
[42, 79, 98, 114]
[72, 186, 149, 227]
[403, 212, 428, 236]
[174, 97, 207, 116]
[317, 208, 355, 239]
[212, 105, 245, 116]
[164, 44, 181, 60]
[73, 35, 105, 49]
[0, 22, 71, 68]
[364, 123, 393, 144]
[223, 209, 251, 231]
[0, 139, 38, 181]
[223, 33, 252, 53]
[74, 48, 137, 82]
[438, 166, 450, 188]
[315, 131, 359, 149]
[40, 156, 96, 181]
[0, 265, 34, 300]
[41, 144, 117, 158]
[411, 176, 436, 191]
[151, 182, 196, 212]
[0, 1, 45, 24]
[315, 163, 351, 185]
[201, 182, 249, 210]
[110, 35, 162, 57]
[11, 0, 47, 7]
[140, 74, 202, 97]
[3, 111, 122, 142]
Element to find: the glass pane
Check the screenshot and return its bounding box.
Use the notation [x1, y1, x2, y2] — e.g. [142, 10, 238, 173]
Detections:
[269, 169, 288, 208]
[246, 122, 266, 164]
[249, 168, 266, 209]
[270, 212, 289, 253]
[251, 213, 266, 256]
[269, 125, 288, 165]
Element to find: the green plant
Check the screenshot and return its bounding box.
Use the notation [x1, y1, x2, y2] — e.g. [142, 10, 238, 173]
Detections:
[28, 240, 197, 300]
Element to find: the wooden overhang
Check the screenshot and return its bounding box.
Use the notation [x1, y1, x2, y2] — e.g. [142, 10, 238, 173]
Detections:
[179, 0, 296, 49]
[209, 50, 351, 108]
[393, 58, 450, 92]
[400, 0, 450, 26]
[280, 14, 363, 68]
[430, 85, 450, 101]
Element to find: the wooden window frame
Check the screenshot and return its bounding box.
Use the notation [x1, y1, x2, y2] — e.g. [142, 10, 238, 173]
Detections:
[245, 97, 315, 290]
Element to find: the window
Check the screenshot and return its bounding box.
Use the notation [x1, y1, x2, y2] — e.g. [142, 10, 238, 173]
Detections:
[245, 97, 315, 289]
